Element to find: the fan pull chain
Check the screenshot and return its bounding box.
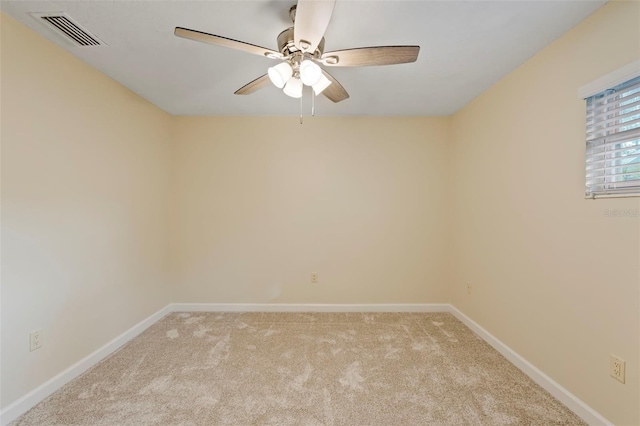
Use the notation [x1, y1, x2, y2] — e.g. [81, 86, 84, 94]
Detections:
[300, 92, 303, 124]
[312, 90, 315, 116]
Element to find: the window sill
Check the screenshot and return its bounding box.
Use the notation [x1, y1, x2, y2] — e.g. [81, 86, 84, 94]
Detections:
[586, 193, 640, 199]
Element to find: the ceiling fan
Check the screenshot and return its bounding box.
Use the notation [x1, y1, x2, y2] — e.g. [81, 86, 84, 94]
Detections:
[174, 0, 420, 103]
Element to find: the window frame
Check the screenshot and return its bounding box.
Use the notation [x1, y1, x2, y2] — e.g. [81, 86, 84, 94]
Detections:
[579, 61, 640, 199]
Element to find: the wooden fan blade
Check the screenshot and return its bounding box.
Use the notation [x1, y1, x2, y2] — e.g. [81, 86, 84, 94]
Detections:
[321, 46, 420, 67]
[175, 27, 282, 59]
[234, 74, 272, 95]
[321, 70, 349, 103]
[293, 0, 336, 53]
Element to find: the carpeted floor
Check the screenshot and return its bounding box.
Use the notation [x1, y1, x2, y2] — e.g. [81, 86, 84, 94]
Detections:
[12, 312, 585, 425]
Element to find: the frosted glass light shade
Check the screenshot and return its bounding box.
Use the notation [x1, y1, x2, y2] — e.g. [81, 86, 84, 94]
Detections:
[283, 77, 303, 98]
[312, 74, 332, 95]
[268, 62, 293, 89]
[299, 60, 322, 86]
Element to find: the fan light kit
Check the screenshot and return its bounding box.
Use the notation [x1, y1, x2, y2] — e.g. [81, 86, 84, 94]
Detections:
[268, 56, 328, 99]
[175, 0, 420, 118]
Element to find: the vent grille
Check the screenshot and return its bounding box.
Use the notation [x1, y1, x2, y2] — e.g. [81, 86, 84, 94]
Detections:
[31, 13, 104, 47]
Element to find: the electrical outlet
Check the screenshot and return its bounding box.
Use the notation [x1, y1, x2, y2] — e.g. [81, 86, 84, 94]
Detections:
[311, 273, 318, 284]
[466, 283, 472, 295]
[30, 330, 42, 352]
[610, 354, 625, 383]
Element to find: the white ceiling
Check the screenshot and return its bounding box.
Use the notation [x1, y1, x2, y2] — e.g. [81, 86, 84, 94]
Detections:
[1, 0, 605, 116]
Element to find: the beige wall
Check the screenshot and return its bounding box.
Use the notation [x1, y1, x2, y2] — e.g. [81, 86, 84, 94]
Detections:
[1, 14, 173, 408]
[450, 2, 639, 424]
[170, 117, 451, 304]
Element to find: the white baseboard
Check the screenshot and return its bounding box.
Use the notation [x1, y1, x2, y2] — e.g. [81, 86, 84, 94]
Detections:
[0, 304, 172, 426]
[170, 303, 450, 313]
[447, 305, 611, 426]
[2, 302, 609, 426]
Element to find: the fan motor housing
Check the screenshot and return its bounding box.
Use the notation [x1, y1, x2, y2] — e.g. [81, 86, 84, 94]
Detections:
[277, 27, 325, 58]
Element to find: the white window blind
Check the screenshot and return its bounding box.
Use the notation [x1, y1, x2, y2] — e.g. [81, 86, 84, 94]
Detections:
[585, 75, 640, 198]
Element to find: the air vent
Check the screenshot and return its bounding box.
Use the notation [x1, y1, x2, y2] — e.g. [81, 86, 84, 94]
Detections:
[30, 12, 105, 47]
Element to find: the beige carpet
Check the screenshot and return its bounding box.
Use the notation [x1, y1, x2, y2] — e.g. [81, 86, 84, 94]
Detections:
[12, 312, 585, 425]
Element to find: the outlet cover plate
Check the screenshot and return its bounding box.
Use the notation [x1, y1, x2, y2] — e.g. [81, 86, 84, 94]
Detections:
[30, 330, 42, 352]
[609, 354, 625, 383]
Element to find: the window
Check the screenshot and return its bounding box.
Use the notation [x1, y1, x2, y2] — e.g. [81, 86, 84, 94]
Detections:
[585, 75, 640, 198]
